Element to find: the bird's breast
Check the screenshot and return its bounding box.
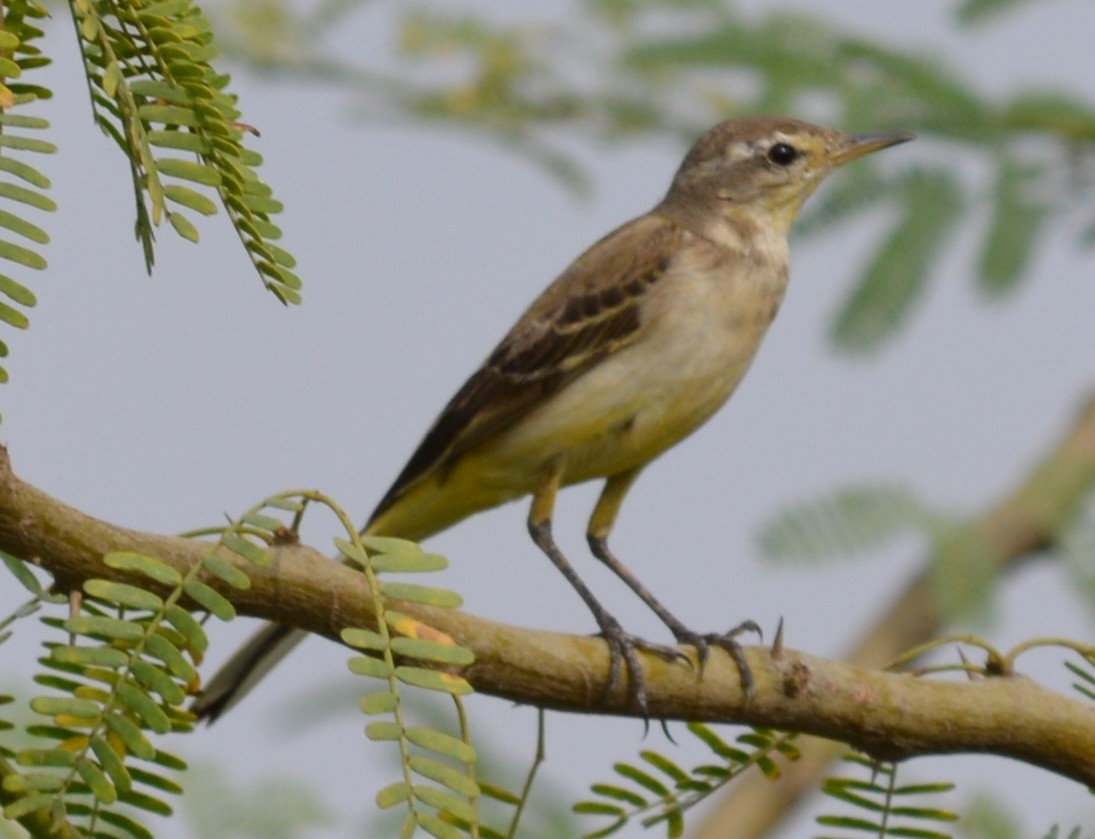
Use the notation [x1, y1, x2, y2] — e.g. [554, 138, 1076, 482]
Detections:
[491, 240, 790, 485]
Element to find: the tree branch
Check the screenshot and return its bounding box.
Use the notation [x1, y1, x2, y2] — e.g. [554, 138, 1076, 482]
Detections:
[693, 392, 1095, 838]
[0, 397, 1093, 794]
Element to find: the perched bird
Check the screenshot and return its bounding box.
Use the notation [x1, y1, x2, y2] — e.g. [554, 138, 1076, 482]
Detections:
[194, 115, 912, 721]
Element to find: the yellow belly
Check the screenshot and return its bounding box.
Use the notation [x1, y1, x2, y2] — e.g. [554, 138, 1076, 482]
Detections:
[367, 250, 787, 542]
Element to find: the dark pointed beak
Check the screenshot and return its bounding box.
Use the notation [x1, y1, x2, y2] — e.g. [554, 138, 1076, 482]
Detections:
[829, 131, 915, 167]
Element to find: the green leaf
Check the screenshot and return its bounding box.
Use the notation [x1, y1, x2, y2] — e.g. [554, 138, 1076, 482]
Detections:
[104, 712, 155, 759]
[614, 762, 668, 796]
[116, 786, 173, 815]
[221, 533, 270, 566]
[164, 183, 217, 215]
[413, 784, 476, 823]
[348, 655, 393, 679]
[0, 238, 45, 269]
[358, 692, 398, 715]
[168, 211, 200, 242]
[83, 580, 163, 611]
[0, 274, 37, 311]
[4, 771, 63, 792]
[333, 537, 371, 570]
[955, 0, 1030, 26]
[65, 615, 146, 642]
[2, 792, 54, 820]
[16, 749, 77, 768]
[758, 484, 933, 563]
[241, 511, 282, 533]
[50, 644, 129, 668]
[90, 735, 132, 792]
[395, 666, 473, 695]
[359, 535, 423, 556]
[1, 548, 45, 594]
[342, 628, 386, 651]
[370, 552, 449, 573]
[149, 130, 210, 154]
[163, 605, 208, 653]
[379, 582, 462, 608]
[97, 809, 156, 839]
[376, 781, 411, 808]
[417, 812, 467, 839]
[0, 156, 51, 189]
[640, 750, 690, 785]
[0, 209, 49, 244]
[0, 181, 55, 211]
[144, 632, 197, 681]
[405, 727, 476, 763]
[30, 696, 102, 721]
[831, 169, 962, 354]
[408, 755, 479, 797]
[479, 782, 520, 804]
[0, 134, 56, 154]
[104, 551, 182, 586]
[129, 763, 184, 793]
[590, 783, 646, 807]
[0, 298, 28, 328]
[130, 80, 193, 104]
[200, 555, 251, 589]
[390, 637, 474, 666]
[183, 579, 235, 620]
[977, 159, 1048, 298]
[115, 683, 171, 733]
[76, 756, 117, 803]
[138, 104, 199, 127]
[365, 720, 403, 742]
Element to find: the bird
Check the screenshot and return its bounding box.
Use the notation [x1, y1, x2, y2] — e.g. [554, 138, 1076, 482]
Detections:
[193, 115, 913, 721]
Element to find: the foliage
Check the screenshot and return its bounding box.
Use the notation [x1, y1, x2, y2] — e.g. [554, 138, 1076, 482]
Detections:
[0, 488, 488, 838]
[0, 0, 54, 409]
[1066, 651, 1095, 703]
[340, 533, 481, 839]
[0, 490, 280, 839]
[68, 0, 299, 300]
[757, 483, 939, 564]
[816, 753, 958, 839]
[0, 0, 299, 420]
[214, 0, 1095, 355]
[1, 1, 1094, 837]
[575, 724, 800, 837]
[1042, 828, 1087, 839]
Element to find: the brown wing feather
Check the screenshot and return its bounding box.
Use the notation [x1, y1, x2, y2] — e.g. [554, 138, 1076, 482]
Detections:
[367, 212, 682, 525]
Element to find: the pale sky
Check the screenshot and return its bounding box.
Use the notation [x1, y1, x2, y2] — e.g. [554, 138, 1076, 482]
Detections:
[2, 1, 1094, 837]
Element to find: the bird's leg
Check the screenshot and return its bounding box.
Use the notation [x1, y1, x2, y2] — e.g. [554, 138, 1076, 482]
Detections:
[588, 470, 761, 700]
[528, 460, 683, 716]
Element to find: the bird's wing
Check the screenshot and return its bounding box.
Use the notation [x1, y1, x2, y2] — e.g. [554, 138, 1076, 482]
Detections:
[367, 212, 683, 524]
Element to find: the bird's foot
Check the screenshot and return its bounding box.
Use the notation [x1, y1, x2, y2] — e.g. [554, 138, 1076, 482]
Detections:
[595, 617, 691, 717]
[671, 619, 762, 701]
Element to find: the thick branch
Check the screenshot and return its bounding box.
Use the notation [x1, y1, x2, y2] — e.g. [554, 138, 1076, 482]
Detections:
[693, 393, 1095, 839]
[1, 418, 1095, 790]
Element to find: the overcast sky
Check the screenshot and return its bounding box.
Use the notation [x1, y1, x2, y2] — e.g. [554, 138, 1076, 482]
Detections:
[3, 1, 1094, 837]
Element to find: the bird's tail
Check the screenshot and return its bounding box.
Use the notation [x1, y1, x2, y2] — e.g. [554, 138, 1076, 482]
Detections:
[191, 622, 306, 722]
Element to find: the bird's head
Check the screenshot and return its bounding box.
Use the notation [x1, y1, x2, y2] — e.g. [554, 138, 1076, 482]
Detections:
[664, 116, 913, 236]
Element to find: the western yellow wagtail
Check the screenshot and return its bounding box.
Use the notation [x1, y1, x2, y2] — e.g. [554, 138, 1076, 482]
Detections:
[194, 116, 912, 720]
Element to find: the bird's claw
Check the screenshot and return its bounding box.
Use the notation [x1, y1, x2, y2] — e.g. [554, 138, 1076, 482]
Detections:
[595, 619, 690, 718]
[672, 619, 762, 701]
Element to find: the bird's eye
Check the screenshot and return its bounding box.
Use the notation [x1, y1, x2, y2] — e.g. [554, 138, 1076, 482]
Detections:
[767, 143, 799, 166]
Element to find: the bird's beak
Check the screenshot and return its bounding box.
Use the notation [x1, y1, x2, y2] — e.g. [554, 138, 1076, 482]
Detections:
[828, 131, 915, 167]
